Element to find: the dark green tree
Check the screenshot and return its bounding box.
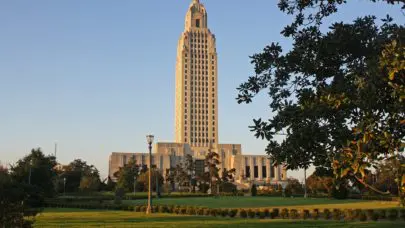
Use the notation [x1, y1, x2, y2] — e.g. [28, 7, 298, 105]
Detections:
[10, 148, 57, 197]
[237, 8, 404, 198]
[113, 159, 140, 192]
[204, 149, 221, 193]
[59, 159, 100, 193]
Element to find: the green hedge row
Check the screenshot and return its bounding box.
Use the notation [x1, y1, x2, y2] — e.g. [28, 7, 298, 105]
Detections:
[46, 202, 405, 222]
[57, 192, 244, 202]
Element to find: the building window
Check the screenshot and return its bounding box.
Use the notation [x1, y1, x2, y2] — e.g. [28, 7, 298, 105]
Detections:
[262, 166, 267, 178]
[254, 166, 258, 178]
[245, 166, 250, 178]
[270, 166, 275, 178]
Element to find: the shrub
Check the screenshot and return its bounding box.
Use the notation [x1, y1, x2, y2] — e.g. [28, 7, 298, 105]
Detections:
[152, 205, 158, 213]
[210, 209, 217, 217]
[272, 208, 280, 218]
[331, 184, 348, 199]
[186, 207, 196, 215]
[135, 205, 141, 212]
[359, 212, 367, 221]
[255, 209, 261, 218]
[221, 209, 229, 217]
[323, 209, 331, 220]
[355, 209, 362, 219]
[259, 211, 266, 219]
[174, 206, 180, 214]
[280, 208, 289, 219]
[141, 205, 147, 212]
[229, 209, 238, 218]
[379, 209, 387, 219]
[345, 209, 355, 221]
[312, 209, 320, 220]
[203, 208, 210, 216]
[332, 209, 341, 220]
[371, 211, 379, 221]
[240, 209, 247, 218]
[301, 209, 310, 220]
[290, 209, 299, 219]
[180, 207, 187, 215]
[248, 209, 256, 218]
[388, 209, 398, 221]
[251, 184, 257, 196]
[366, 209, 374, 220]
[264, 209, 270, 218]
[196, 207, 204, 215]
[400, 209, 405, 221]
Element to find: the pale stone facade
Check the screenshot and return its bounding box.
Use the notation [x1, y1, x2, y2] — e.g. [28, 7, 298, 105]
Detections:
[108, 0, 287, 187]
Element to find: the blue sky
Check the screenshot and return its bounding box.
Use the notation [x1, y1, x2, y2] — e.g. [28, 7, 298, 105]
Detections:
[0, 0, 403, 180]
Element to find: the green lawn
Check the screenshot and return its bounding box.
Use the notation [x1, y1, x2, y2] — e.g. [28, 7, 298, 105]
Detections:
[33, 209, 405, 228]
[120, 197, 398, 209]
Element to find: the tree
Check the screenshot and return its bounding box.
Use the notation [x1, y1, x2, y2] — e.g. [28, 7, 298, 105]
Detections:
[59, 159, 100, 193]
[306, 173, 333, 195]
[137, 169, 164, 192]
[237, 2, 404, 199]
[113, 159, 140, 192]
[0, 166, 43, 228]
[204, 149, 221, 193]
[10, 148, 57, 197]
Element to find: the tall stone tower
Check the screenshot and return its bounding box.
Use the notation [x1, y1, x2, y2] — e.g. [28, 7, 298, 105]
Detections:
[175, 0, 218, 148]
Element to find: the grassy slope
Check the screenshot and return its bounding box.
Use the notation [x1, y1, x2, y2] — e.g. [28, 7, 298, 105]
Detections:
[121, 197, 398, 209]
[34, 210, 405, 228]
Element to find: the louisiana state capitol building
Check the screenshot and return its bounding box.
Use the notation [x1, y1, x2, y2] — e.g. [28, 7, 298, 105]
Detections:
[109, 0, 286, 187]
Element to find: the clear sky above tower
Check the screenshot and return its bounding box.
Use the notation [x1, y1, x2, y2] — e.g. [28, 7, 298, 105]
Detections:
[0, 0, 403, 179]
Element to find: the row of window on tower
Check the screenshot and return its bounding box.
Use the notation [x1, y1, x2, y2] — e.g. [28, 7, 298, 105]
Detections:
[186, 138, 216, 144]
[185, 53, 216, 60]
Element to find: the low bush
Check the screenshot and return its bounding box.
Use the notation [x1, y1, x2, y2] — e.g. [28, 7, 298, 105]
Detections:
[280, 208, 289, 219]
[379, 209, 386, 219]
[229, 209, 238, 218]
[312, 209, 320, 220]
[210, 209, 218, 217]
[371, 211, 379, 221]
[354, 209, 362, 219]
[203, 208, 210, 216]
[248, 209, 255, 218]
[301, 209, 310, 220]
[239, 209, 247, 218]
[186, 206, 195, 215]
[345, 209, 355, 221]
[263, 208, 270, 218]
[174, 206, 180, 214]
[388, 209, 398, 221]
[272, 208, 280, 218]
[323, 209, 331, 220]
[359, 212, 367, 221]
[220, 209, 228, 217]
[259, 211, 266, 219]
[290, 209, 299, 219]
[141, 205, 147, 212]
[196, 207, 204, 216]
[255, 209, 261, 218]
[366, 209, 374, 220]
[332, 209, 341, 221]
[134, 205, 141, 212]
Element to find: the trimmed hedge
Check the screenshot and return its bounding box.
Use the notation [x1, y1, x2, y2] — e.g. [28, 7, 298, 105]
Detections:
[45, 201, 401, 222]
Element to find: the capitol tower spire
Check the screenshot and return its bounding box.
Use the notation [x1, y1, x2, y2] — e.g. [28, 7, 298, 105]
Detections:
[175, 0, 218, 148]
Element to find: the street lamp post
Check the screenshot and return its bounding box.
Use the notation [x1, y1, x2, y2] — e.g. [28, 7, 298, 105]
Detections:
[28, 160, 33, 185]
[146, 134, 154, 214]
[63, 177, 66, 196]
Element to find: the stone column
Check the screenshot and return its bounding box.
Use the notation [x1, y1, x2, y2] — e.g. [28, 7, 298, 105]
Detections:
[249, 157, 254, 180]
[266, 158, 271, 182]
[275, 165, 280, 181]
[258, 157, 263, 181]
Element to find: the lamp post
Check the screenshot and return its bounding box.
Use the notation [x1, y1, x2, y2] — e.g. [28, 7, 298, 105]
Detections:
[63, 177, 66, 196]
[146, 134, 154, 214]
[28, 160, 33, 185]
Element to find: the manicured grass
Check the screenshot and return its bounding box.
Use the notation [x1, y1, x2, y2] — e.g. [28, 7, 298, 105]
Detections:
[34, 210, 405, 228]
[120, 196, 398, 209]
